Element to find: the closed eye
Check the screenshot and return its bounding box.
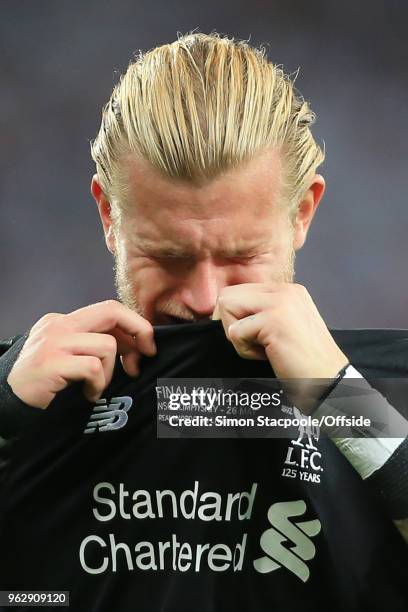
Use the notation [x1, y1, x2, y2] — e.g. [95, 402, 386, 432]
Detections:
[228, 253, 265, 262]
[153, 254, 194, 262]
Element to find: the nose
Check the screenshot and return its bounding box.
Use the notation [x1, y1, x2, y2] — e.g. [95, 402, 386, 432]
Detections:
[179, 259, 224, 319]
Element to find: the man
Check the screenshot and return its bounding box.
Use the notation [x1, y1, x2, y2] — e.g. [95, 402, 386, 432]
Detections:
[0, 32, 407, 610]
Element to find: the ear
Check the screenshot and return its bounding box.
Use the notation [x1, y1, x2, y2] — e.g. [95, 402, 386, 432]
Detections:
[293, 174, 326, 251]
[91, 174, 116, 254]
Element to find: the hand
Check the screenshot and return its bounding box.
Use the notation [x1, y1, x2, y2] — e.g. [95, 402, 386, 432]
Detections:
[212, 282, 348, 379]
[7, 300, 156, 409]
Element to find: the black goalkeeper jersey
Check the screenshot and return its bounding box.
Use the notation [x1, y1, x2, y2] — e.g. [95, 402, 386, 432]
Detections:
[0, 320, 407, 612]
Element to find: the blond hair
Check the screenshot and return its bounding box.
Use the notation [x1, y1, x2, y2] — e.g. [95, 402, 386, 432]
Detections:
[91, 32, 324, 218]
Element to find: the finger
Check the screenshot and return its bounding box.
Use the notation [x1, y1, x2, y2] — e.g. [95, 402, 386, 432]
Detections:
[227, 313, 268, 360]
[213, 284, 272, 320]
[120, 352, 142, 378]
[110, 326, 156, 358]
[57, 332, 117, 388]
[51, 355, 107, 402]
[66, 301, 156, 356]
[213, 292, 276, 341]
[34, 312, 64, 327]
[211, 302, 221, 320]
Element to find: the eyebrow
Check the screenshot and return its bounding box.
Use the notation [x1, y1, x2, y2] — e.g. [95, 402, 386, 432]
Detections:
[133, 237, 270, 258]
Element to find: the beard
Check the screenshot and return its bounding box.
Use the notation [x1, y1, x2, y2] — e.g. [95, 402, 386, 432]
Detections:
[113, 257, 146, 318]
[113, 248, 296, 324]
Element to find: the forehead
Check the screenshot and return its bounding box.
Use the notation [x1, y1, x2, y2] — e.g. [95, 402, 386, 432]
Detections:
[119, 148, 287, 251]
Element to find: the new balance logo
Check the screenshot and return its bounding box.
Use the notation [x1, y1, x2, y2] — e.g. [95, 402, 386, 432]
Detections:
[84, 396, 133, 434]
[253, 500, 321, 582]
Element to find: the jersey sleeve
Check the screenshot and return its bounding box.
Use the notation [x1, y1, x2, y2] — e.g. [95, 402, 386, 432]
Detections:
[314, 365, 408, 520]
[0, 333, 45, 440]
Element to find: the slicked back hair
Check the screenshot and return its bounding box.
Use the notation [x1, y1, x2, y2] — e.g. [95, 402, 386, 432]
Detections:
[91, 32, 324, 220]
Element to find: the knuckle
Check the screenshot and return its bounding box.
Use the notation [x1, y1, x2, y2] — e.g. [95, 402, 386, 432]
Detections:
[37, 312, 63, 324]
[143, 322, 154, 338]
[88, 357, 103, 376]
[104, 314, 116, 330]
[104, 334, 117, 353]
[227, 323, 239, 341]
[37, 319, 60, 337]
[32, 313, 63, 333]
[101, 299, 120, 310]
[41, 314, 70, 335]
[101, 300, 121, 326]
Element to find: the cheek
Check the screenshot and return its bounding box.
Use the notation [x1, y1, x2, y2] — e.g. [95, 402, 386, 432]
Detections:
[227, 264, 272, 285]
[121, 254, 180, 299]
